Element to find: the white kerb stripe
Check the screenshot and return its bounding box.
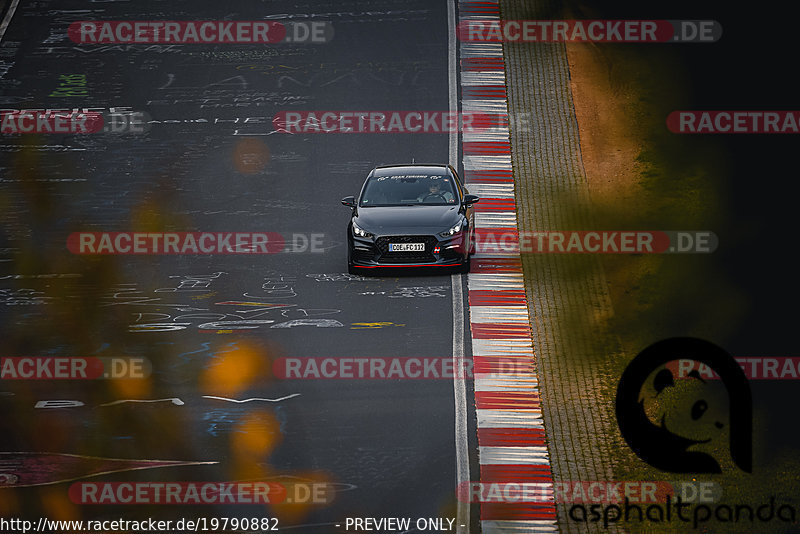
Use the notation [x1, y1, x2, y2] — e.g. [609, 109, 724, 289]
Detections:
[460, 43, 504, 57]
[467, 183, 515, 197]
[475, 212, 518, 228]
[475, 374, 538, 383]
[475, 377, 538, 392]
[471, 338, 534, 353]
[470, 306, 531, 323]
[468, 275, 524, 291]
[463, 155, 512, 171]
[461, 71, 507, 85]
[479, 446, 550, 465]
[463, 129, 511, 143]
[461, 99, 509, 113]
[481, 520, 558, 533]
[477, 409, 543, 428]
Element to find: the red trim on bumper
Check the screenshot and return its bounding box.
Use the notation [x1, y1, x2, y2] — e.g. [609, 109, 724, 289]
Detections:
[354, 263, 460, 269]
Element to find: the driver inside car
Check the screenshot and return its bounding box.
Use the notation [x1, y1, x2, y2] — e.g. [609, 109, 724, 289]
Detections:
[417, 178, 455, 203]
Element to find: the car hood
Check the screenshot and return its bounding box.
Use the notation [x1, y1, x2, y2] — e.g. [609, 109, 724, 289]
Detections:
[355, 205, 461, 234]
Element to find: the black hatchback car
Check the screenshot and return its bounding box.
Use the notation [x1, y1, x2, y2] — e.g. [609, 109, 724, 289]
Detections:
[341, 164, 480, 274]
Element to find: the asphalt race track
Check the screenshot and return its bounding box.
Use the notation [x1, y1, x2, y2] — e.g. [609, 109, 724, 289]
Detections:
[0, 0, 481, 531]
[4, 1, 800, 534]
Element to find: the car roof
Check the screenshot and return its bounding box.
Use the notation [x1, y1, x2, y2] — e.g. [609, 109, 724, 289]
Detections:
[372, 164, 450, 177]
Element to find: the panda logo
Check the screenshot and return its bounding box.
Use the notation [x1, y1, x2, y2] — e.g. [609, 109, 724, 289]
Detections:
[616, 337, 751, 473]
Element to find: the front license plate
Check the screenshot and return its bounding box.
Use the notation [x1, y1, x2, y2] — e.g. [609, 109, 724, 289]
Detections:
[389, 243, 425, 252]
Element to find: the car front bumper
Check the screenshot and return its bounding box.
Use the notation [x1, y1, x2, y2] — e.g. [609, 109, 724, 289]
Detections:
[349, 232, 468, 268]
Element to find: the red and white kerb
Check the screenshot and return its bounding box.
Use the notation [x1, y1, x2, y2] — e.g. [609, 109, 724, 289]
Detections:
[460, 1, 558, 532]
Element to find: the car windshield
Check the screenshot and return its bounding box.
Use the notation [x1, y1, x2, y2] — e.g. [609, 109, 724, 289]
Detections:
[360, 174, 458, 206]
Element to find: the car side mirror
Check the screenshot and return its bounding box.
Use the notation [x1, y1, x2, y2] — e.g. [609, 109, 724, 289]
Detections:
[463, 194, 480, 205]
[341, 196, 356, 208]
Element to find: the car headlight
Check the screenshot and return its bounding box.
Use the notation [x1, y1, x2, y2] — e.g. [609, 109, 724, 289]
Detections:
[439, 222, 463, 238]
[352, 222, 374, 238]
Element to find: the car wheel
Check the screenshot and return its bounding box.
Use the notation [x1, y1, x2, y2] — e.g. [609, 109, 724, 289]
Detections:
[461, 235, 473, 274]
[347, 243, 356, 274]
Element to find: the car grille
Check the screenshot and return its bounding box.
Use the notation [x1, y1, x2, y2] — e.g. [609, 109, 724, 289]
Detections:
[352, 249, 375, 262]
[376, 235, 437, 263]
